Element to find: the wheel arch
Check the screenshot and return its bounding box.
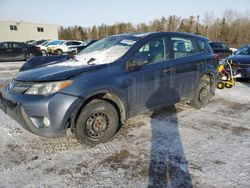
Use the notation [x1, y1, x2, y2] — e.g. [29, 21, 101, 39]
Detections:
[70, 90, 127, 130]
[197, 71, 216, 95]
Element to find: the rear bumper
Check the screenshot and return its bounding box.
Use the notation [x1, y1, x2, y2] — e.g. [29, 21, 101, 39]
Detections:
[0, 88, 83, 138]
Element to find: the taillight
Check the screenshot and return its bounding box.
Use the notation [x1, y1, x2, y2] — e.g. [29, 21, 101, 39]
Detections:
[36, 46, 41, 51]
[214, 53, 219, 61]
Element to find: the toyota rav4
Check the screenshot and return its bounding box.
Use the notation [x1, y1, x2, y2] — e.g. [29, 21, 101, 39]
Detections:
[0, 32, 218, 146]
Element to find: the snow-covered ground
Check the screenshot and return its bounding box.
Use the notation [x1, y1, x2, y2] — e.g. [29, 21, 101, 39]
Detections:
[0, 61, 25, 87]
[0, 61, 250, 188]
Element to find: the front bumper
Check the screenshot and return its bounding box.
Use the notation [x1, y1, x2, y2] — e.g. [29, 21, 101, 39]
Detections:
[237, 68, 250, 79]
[0, 87, 83, 138]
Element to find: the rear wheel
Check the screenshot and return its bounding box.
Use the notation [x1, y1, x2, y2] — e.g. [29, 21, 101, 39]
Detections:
[25, 53, 33, 61]
[73, 99, 119, 146]
[191, 79, 211, 109]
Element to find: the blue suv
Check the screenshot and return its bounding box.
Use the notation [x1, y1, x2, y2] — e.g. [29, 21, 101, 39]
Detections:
[0, 32, 218, 146]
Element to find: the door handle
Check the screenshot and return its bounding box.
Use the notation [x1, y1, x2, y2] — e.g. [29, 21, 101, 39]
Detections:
[6, 49, 13, 52]
[163, 67, 174, 73]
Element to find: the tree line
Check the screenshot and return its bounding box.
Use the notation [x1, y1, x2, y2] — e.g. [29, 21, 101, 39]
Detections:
[58, 9, 250, 48]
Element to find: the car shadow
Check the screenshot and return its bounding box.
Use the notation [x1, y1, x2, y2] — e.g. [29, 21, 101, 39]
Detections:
[146, 79, 193, 187]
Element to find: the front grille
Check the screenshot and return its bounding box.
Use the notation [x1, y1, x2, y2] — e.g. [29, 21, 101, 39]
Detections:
[0, 93, 17, 109]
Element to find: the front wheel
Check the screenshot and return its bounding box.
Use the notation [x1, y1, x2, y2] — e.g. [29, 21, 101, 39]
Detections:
[191, 79, 211, 109]
[25, 53, 33, 61]
[41, 50, 47, 56]
[73, 99, 119, 146]
[57, 49, 63, 55]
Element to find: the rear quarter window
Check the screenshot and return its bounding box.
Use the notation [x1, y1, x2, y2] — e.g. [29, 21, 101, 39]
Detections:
[197, 40, 205, 51]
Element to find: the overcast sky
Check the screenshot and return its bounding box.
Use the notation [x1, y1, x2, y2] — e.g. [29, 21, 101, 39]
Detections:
[0, 0, 249, 27]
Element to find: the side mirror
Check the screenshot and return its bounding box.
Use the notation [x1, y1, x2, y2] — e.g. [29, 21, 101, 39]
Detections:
[127, 56, 148, 72]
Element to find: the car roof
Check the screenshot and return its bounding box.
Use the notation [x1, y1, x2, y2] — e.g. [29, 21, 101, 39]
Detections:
[0, 41, 26, 44]
[113, 32, 208, 40]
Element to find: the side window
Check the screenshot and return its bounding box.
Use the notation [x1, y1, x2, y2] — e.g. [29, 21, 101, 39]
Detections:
[197, 40, 205, 52]
[132, 37, 169, 65]
[171, 37, 194, 59]
[12, 43, 25, 48]
[37, 27, 44, 32]
[66, 42, 73, 46]
[0, 43, 9, 49]
[10, 25, 17, 31]
[72, 42, 81, 45]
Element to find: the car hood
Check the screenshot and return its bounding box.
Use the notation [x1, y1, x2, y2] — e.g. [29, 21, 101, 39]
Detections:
[227, 55, 250, 64]
[15, 60, 106, 82]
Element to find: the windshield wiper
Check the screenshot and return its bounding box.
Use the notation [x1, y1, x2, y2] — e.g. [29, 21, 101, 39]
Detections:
[87, 57, 96, 65]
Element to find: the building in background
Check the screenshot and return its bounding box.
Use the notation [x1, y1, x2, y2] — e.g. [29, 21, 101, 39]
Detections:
[0, 20, 58, 42]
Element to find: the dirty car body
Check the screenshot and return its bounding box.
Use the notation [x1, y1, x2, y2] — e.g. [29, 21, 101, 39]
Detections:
[226, 44, 250, 79]
[0, 32, 218, 145]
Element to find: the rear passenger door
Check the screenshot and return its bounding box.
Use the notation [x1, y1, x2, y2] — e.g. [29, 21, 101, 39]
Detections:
[170, 36, 206, 98]
[11, 42, 27, 60]
[126, 36, 175, 115]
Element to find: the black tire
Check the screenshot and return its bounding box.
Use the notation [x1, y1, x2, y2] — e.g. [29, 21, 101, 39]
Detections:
[225, 83, 233, 88]
[57, 49, 63, 55]
[73, 99, 119, 146]
[191, 79, 211, 109]
[217, 82, 225, 89]
[25, 53, 33, 61]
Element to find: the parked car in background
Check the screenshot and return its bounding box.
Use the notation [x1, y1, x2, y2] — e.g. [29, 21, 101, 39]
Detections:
[36, 40, 52, 55]
[209, 41, 232, 60]
[46, 40, 66, 55]
[226, 44, 250, 79]
[0, 41, 42, 61]
[0, 32, 218, 146]
[31, 39, 48, 46]
[67, 39, 98, 55]
[52, 40, 83, 55]
[25, 40, 36, 44]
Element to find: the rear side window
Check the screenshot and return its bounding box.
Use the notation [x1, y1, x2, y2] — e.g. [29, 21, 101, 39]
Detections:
[72, 42, 82, 45]
[65, 42, 72, 46]
[197, 40, 205, 52]
[171, 37, 194, 59]
[11, 42, 27, 48]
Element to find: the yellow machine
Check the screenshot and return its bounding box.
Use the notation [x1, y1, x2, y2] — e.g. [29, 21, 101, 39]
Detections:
[217, 60, 235, 89]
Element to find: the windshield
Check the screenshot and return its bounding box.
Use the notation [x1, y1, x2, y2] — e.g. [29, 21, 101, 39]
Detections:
[47, 40, 65, 46]
[40, 41, 49, 46]
[73, 35, 138, 65]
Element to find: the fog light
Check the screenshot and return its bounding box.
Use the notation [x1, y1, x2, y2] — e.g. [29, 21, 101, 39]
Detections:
[43, 117, 50, 127]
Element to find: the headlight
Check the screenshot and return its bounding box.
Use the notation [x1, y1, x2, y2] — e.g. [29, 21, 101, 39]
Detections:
[24, 80, 73, 96]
